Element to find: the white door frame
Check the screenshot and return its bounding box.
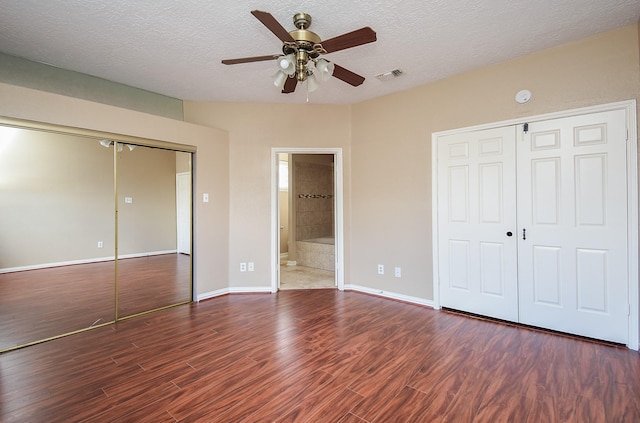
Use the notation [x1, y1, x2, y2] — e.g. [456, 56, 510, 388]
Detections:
[271, 147, 345, 292]
[431, 100, 638, 349]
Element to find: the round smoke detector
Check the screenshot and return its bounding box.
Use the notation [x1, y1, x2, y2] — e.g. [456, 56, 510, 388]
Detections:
[515, 89, 532, 104]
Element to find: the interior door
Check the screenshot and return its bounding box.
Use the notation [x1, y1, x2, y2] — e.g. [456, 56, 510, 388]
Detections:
[517, 109, 628, 343]
[437, 126, 519, 322]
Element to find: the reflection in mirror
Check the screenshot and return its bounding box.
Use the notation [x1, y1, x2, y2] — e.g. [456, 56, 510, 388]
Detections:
[116, 144, 192, 318]
[0, 126, 115, 351]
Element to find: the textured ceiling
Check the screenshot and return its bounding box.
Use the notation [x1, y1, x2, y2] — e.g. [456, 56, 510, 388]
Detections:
[1, 0, 639, 105]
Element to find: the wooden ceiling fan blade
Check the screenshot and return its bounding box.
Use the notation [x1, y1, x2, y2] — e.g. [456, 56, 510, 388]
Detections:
[282, 77, 298, 93]
[221, 54, 280, 65]
[251, 10, 295, 43]
[332, 64, 365, 86]
[321, 27, 377, 53]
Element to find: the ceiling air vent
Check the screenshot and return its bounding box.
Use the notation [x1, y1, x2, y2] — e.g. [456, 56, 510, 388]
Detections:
[375, 69, 403, 81]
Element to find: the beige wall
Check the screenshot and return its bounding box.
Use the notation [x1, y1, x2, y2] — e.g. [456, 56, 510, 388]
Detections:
[0, 130, 114, 268]
[0, 133, 180, 268]
[117, 145, 179, 256]
[176, 151, 191, 173]
[279, 190, 289, 254]
[0, 24, 637, 303]
[0, 82, 230, 297]
[183, 24, 639, 301]
[277, 153, 290, 255]
[183, 102, 351, 288]
[350, 24, 640, 300]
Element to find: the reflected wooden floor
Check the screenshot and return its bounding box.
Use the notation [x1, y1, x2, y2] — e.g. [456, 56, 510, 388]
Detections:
[0, 254, 190, 351]
[117, 254, 191, 317]
[1, 290, 639, 422]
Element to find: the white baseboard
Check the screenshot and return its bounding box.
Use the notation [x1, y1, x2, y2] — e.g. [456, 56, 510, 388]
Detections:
[343, 284, 434, 308]
[197, 288, 231, 301]
[0, 250, 178, 274]
[198, 284, 433, 308]
[197, 286, 273, 302]
[118, 250, 177, 260]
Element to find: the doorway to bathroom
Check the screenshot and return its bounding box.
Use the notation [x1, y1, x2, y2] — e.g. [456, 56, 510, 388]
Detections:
[271, 148, 344, 292]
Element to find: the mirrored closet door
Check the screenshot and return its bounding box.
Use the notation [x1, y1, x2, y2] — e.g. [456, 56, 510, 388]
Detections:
[0, 127, 116, 351]
[0, 119, 194, 352]
[116, 144, 192, 319]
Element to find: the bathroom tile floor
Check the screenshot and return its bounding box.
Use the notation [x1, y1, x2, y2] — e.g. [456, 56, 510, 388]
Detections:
[279, 264, 336, 290]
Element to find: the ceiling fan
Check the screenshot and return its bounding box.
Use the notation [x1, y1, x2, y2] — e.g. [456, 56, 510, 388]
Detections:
[221, 10, 377, 94]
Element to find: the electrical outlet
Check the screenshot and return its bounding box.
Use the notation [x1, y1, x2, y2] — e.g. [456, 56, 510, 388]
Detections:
[248, 262, 254, 271]
[203, 193, 209, 203]
[97, 241, 103, 248]
[240, 262, 247, 272]
[394, 267, 401, 278]
[377, 264, 384, 275]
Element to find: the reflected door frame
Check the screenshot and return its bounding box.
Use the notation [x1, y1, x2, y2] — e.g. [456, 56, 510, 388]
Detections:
[176, 171, 191, 255]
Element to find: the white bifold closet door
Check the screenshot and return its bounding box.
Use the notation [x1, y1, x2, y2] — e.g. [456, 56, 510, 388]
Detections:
[437, 108, 629, 344]
[517, 109, 628, 343]
[437, 126, 519, 322]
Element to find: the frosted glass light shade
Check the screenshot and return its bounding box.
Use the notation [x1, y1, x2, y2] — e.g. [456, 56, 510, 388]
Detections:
[273, 70, 288, 89]
[315, 59, 335, 82]
[278, 54, 296, 76]
[307, 73, 320, 92]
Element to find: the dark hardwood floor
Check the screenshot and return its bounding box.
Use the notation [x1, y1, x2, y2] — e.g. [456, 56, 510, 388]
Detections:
[1, 289, 639, 422]
[0, 254, 191, 351]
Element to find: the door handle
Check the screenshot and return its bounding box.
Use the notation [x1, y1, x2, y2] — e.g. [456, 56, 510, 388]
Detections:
[523, 228, 526, 240]
[506, 231, 513, 237]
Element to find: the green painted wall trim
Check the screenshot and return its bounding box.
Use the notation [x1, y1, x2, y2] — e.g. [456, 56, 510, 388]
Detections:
[0, 53, 183, 120]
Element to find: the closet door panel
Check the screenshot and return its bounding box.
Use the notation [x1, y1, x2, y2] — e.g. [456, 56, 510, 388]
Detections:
[437, 127, 519, 322]
[116, 145, 191, 319]
[517, 109, 628, 344]
[0, 128, 115, 351]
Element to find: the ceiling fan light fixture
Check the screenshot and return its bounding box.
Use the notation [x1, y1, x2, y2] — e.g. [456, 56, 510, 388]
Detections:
[295, 50, 310, 82]
[273, 70, 288, 89]
[307, 73, 320, 92]
[278, 54, 296, 75]
[315, 59, 335, 82]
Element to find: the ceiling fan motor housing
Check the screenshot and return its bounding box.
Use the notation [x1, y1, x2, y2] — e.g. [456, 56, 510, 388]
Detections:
[284, 11, 322, 59]
[285, 31, 321, 56]
[293, 13, 312, 29]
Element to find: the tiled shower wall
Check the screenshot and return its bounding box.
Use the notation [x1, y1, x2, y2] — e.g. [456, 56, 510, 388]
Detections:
[294, 159, 334, 241]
